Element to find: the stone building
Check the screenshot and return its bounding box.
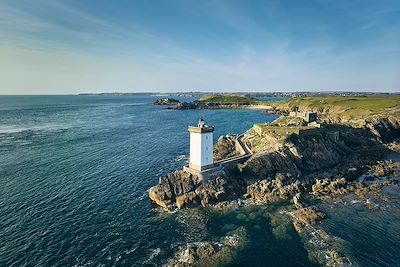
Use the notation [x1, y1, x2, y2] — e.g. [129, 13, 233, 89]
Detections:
[289, 111, 317, 123]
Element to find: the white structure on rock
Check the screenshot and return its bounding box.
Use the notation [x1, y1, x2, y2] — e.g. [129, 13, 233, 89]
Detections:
[188, 117, 214, 171]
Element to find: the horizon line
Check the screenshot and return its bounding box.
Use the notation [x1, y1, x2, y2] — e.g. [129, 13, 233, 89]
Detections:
[0, 90, 399, 96]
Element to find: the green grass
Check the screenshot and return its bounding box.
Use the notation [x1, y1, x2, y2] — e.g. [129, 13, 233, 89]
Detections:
[200, 95, 267, 105]
[269, 116, 305, 127]
[255, 124, 311, 131]
[275, 96, 400, 119]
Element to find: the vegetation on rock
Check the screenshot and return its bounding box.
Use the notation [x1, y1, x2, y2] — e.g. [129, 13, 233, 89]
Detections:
[200, 95, 265, 105]
[272, 95, 400, 124]
[153, 98, 180, 105]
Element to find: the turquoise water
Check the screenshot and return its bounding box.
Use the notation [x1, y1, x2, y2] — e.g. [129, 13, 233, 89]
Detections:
[0, 95, 399, 266]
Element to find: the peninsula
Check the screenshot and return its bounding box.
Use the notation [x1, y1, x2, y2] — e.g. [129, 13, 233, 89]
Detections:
[154, 95, 274, 110]
[149, 95, 400, 266]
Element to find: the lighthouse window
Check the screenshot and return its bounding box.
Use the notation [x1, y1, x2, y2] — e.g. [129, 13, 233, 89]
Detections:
[206, 146, 208, 151]
[206, 136, 208, 140]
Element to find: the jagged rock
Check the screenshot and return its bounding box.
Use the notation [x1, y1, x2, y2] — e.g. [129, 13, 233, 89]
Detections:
[148, 171, 201, 211]
[164, 242, 221, 267]
[244, 174, 304, 204]
[292, 207, 325, 233]
[366, 115, 400, 142]
[386, 141, 400, 152]
[292, 193, 304, 209]
[153, 98, 180, 105]
[328, 250, 344, 266]
[213, 135, 238, 161]
[369, 161, 393, 177]
[149, 170, 241, 211]
[302, 228, 353, 267]
[164, 227, 247, 267]
[195, 177, 227, 206]
[311, 178, 349, 198]
[176, 192, 200, 209]
[242, 124, 386, 181]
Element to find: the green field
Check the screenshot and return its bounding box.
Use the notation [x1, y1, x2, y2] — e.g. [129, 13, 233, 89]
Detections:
[200, 95, 266, 105]
[274, 96, 400, 119]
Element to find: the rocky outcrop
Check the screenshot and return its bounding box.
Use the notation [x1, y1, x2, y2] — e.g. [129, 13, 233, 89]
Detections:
[148, 171, 201, 211]
[213, 135, 238, 161]
[304, 229, 353, 267]
[244, 173, 305, 204]
[310, 170, 398, 206]
[153, 98, 180, 105]
[164, 242, 228, 267]
[164, 227, 247, 267]
[311, 178, 349, 198]
[148, 170, 243, 211]
[241, 125, 385, 182]
[365, 115, 400, 142]
[292, 207, 325, 233]
[288, 187, 354, 266]
[386, 141, 400, 152]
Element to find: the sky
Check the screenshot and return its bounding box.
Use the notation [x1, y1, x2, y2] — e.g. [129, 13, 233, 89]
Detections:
[0, 0, 399, 94]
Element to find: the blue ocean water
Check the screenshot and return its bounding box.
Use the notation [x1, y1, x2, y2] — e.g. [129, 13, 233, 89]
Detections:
[0, 95, 399, 267]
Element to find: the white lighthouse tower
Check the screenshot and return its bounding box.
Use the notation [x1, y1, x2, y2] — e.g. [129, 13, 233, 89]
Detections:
[188, 117, 214, 171]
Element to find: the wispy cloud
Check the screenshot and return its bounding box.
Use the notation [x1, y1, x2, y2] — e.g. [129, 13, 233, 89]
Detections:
[0, 0, 398, 94]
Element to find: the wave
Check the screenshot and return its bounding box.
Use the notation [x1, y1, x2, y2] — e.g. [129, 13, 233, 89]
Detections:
[176, 155, 188, 162]
[142, 248, 161, 266]
[0, 124, 70, 134]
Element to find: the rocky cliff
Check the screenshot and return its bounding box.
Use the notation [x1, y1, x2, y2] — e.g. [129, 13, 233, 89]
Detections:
[148, 113, 399, 212]
[272, 97, 400, 142]
[241, 124, 386, 183]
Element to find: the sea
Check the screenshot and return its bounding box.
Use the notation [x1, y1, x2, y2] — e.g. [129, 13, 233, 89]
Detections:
[0, 94, 399, 267]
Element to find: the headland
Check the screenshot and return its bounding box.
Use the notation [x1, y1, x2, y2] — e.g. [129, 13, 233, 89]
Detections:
[148, 94, 400, 266]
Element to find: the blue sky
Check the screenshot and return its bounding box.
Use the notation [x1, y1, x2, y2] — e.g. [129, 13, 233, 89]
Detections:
[0, 0, 399, 94]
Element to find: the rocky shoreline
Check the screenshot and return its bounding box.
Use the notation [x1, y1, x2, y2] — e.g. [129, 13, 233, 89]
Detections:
[149, 115, 400, 212]
[148, 110, 400, 266]
[164, 226, 247, 267]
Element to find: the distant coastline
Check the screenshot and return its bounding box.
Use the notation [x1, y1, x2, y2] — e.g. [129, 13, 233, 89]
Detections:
[77, 91, 400, 98]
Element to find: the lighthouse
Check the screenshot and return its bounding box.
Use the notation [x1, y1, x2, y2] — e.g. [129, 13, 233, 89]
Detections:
[188, 117, 214, 171]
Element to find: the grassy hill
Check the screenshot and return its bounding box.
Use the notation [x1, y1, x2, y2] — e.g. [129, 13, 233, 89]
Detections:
[274, 96, 400, 121]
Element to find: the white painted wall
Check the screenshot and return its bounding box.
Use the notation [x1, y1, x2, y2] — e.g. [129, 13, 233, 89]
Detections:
[189, 131, 213, 168]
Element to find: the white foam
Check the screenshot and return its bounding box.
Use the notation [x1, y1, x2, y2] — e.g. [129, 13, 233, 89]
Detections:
[0, 124, 69, 134]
